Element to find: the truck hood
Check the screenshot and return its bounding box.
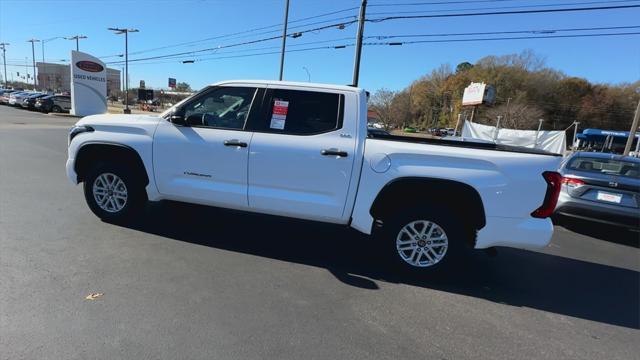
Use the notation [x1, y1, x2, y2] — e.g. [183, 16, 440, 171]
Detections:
[75, 113, 163, 136]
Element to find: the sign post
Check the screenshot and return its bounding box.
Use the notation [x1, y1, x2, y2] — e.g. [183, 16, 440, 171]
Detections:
[70, 50, 107, 116]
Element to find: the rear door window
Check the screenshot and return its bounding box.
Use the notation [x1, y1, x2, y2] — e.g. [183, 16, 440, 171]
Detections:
[250, 89, 343, 135]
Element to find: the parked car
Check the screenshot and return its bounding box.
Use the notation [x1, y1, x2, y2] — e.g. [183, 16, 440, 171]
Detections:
[555, 152, 640, 229]
[66, 80, 562, 273]
[8, 91, 32, 106]
[0, 89, 17, 104]
[35, 95, 71, 113]
[403, 127, 417, 133]
[22, 93, 48, 110]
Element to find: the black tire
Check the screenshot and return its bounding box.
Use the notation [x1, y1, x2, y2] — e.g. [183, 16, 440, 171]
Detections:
[51, 105, 62, 113]
[83, 162, 147, 222]
[377, 206, 472, 274]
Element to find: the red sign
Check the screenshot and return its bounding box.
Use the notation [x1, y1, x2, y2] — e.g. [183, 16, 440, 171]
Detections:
[75, 61, 104, 73]
[273, 100, 289, 115]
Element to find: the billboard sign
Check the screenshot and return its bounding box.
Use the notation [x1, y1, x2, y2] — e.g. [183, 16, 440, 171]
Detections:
[462, 82, 486, 106]
[70, 50, 107, 116]
[168, 78, 176, 89]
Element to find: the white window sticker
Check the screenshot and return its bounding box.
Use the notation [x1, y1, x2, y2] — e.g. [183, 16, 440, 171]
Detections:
[270, 114, 286, 130]
[270, 100, 289, 130]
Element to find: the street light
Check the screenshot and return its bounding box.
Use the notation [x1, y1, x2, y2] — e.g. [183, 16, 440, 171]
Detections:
[41, 37, 64, 90]
[108, 27, 138, 114]
[65, 35, 87, 51]
[0, 43, 9, 88]
[27, 39, 40, 89]
[302, 66, 311, 82]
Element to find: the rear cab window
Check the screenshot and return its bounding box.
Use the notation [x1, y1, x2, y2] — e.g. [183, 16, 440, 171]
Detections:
[248, 88, 344, 135]
[568, 157, 640, 179]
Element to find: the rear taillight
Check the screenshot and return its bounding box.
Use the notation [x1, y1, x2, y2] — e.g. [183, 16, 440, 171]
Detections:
[531, 171, 562, 218]
[561, 177, 585, 187]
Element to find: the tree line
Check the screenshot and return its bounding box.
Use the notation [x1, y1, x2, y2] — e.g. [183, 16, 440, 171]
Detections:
[369, 50, 640, 132]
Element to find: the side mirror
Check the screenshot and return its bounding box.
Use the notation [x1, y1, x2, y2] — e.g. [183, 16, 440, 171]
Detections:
[170, 114, 187, 126]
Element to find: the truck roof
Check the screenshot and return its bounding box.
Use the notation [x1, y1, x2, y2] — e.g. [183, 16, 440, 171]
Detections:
[212, 80, 364, 93]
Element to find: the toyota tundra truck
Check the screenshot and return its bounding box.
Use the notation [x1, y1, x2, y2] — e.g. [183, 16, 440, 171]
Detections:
[66, 80, 563, 272]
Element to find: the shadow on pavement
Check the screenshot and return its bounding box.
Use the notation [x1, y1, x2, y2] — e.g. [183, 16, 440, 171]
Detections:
[116, 201, 640, 330]
[555, 216, 639, 248]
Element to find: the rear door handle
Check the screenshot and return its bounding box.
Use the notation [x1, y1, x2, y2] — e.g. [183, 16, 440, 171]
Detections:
[321, 149, 348, 157]
[224, 139, 248, 148]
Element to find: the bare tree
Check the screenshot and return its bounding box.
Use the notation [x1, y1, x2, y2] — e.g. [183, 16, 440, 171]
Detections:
[484, 96, 544, 129]
[369, 88, 398, 129]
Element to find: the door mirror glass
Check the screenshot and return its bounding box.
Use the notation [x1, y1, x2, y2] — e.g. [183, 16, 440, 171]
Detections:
[170, 113, 187, 126]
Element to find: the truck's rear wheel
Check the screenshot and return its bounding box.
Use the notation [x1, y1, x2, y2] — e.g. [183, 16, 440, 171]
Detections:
[379, 206, 468, 273]
[83, 163, 146, 222]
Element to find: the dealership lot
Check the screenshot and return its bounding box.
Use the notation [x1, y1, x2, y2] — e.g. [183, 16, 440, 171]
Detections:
[0, 105, 638, 359]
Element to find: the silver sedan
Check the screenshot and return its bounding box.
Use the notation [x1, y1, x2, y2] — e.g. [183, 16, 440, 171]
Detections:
[554, 152, 640, 230]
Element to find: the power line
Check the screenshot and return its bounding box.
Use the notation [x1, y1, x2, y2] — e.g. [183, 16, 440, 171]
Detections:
[366, 0, 640, 16]
[105, 19, 357, 65]
[367, 25, 640, 39]
[113, 44, 355, 67]
[105, 4, 639, 66]
[99, 6, 359, 59]
[366, 4, 640, 22]
[364, 31, 640, 45]
[368, 0, 523, 6]
[112, 30, 640, 67]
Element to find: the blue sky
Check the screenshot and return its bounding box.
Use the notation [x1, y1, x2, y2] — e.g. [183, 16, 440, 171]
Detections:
[1, 0, 639, 91]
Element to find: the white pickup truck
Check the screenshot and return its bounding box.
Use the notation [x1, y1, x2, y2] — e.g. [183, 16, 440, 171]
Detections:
[66, 80, 563, 272]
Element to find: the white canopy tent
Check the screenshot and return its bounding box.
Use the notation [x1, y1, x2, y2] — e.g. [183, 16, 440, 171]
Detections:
[461, 121, 567, 155]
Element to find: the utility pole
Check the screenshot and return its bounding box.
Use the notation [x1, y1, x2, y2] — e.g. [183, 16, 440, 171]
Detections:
[623, 100, 640, 156]
[278, 0, 290, 81]
[351, 0, 367, 87]
[65, 35, 87, 51]
[0, 43, 8, 88]
[27, 39, 40, 89]
[108, 28, 138, 114]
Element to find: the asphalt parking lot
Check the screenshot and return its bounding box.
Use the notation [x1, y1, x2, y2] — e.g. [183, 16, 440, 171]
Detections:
[0, 105, 638, 360]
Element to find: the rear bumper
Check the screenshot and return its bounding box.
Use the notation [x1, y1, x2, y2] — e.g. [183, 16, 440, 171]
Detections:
[555, 193, 640, 229]
[475, 216, 553, 250]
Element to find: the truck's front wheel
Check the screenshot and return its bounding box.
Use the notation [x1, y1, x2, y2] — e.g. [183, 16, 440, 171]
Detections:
[379, 207, 469, 273]
[83, 163, 146, 222]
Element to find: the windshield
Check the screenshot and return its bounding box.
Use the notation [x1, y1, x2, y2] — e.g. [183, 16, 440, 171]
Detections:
[568, 156, 640, 179]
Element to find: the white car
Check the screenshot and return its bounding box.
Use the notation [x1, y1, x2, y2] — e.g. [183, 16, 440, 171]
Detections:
[66, 80, 562, 272]
[8, 91, 31, 106]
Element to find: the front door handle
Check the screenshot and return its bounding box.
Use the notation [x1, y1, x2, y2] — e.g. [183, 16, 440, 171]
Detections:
[224, 139, 248, 148]
[321, 149, 348, 157]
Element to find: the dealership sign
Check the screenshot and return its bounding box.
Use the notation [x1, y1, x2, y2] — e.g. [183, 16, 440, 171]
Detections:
[70, 50, 107, 116]
[462, 83, 486, 106]
[462, 82, 496, 106]
[168, 78, 176, 89]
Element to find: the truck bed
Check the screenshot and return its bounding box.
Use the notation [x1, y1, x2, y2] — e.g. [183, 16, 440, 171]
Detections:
[368, 133, 563, 157]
